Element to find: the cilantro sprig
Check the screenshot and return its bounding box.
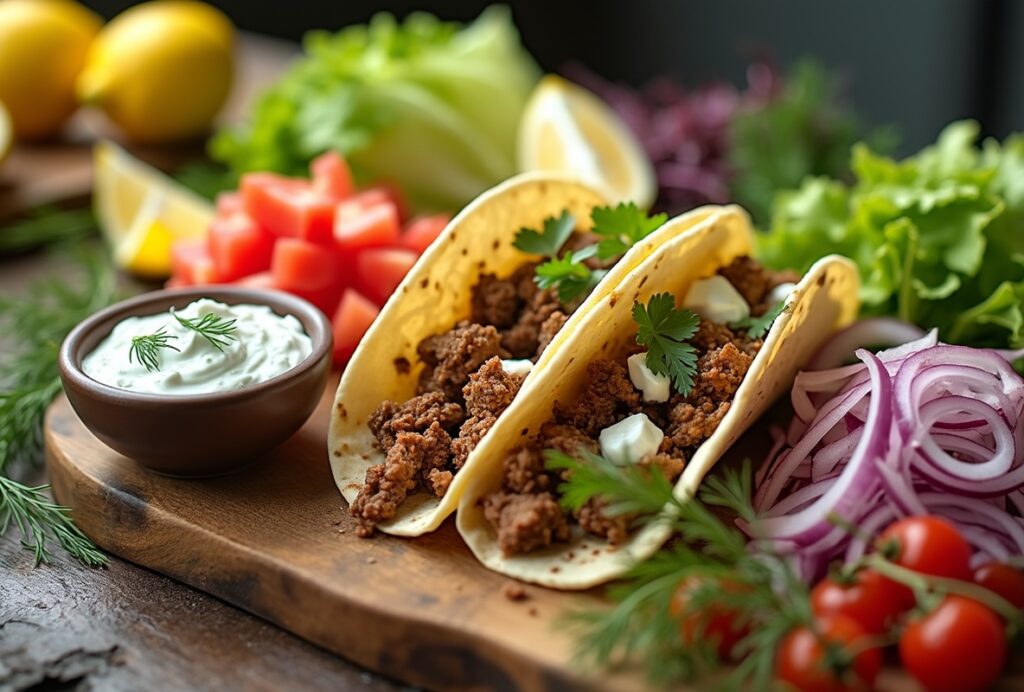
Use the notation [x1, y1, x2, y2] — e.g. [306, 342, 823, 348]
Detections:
[728, 300, 788, 340]
[633, 293, 700, 396]
[513, 204, 667, 306]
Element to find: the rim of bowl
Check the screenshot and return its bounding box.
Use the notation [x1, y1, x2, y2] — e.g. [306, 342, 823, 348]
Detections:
[59, 286, 333, 407]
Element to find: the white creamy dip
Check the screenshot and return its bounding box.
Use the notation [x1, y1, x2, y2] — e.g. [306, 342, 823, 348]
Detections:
[82, 299, 313, 395]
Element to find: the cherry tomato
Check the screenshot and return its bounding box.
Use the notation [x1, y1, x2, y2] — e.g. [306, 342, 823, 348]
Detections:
[877, 516, 972, 582]
[776, 614, 881, 692]
[811, 569, 909, 634]
[974, 562, 1024, 610]
[669, 576, 750, 661]
[899, 595, 1006, 692]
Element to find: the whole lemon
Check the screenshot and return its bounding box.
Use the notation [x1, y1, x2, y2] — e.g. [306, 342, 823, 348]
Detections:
[0, 0, 101, 140]
[77, 1, 234, 143]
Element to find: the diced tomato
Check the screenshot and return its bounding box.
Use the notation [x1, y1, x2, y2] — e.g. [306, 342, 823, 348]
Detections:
[171, 240, 220, 285]
[355, 247, 418, 305]
[401, 214, 451, 254]
[359, 182, 408, 223]
[234, 271, 279, 291]
[332, 288, 380, 365]
[310, 151, 354, 201]
[215, 191, 244, 215]
[208, 212, 275, 281]
[271, 238, 341, 292]
[165, 276, 190, 289]
[240, 172, 335, 243]
[334, 199, 401, 252]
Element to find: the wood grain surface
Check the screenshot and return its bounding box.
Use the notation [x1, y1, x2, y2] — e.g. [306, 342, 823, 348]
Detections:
[44, 379, 643, 692]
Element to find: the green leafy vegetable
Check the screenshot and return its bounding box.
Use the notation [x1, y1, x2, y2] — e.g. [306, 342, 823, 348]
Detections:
[173, 312, 238, 351]
[211, 7, 540, 212]
[758, 121, 1024, 349]
[0, 244, 118, 567]
[590, 202, 667, 259]
[535, 248, 604, 303]
[0, 207, 96, 254]
[129, 329, 180, 372]
[633, 293, 700, 395]
[728, 60, 897, 224]
[512, 210, 576, 256]
[729, 300, 788, 340]
[550, 453, 812, 687]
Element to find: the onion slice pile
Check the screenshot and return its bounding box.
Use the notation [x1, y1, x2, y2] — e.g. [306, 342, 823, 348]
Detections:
[745, 322, 1024, 580]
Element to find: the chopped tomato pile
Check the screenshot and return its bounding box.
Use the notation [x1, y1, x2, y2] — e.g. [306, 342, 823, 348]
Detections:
[167, 151, 451, 366]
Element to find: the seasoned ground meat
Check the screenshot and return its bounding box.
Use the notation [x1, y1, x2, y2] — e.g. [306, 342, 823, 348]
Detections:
[501, 288, 564, 359]
[639, 453, 686, 481]
[663, 400, 731, 453]
[576, 497, 631, 545]
[554, 361, 642, 436]
[368, 392, 464, 449]
[417, 321, 503, 399]
[482, 491, 570, 556]
[718, 256, 775, 308]
[352, 422, 452, 536]
[451, 357, 525, 468]
[688, 342, 754, 408]
[502, 445, 553, 494]
[472, 273, 520, 328]
[536, 310, 568, 357]
[539, 422, 598, 457]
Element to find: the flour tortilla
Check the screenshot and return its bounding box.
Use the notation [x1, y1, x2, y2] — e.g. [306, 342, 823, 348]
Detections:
[328, 172, 731, 537]
[456, 209, 860, 588]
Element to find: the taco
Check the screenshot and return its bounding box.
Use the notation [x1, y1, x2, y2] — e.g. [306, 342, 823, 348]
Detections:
[328, 172, 730, 537]
[455, 209, 859, 588]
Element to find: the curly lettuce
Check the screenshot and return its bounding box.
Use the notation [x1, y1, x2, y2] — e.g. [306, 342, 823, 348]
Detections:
[211, 7, 540, 212]
[758, 121, 1024, 349]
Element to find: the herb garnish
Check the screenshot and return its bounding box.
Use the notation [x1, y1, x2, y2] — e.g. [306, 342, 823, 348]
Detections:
[547, 452, 812, 688]
[129, 328, 180, 372]
[729, 300, 788, 340]
[174, 312, 238, 351]
[633, 293, 700, 396]
[514, 203, 667, 306]
[1, 244, 117, 567]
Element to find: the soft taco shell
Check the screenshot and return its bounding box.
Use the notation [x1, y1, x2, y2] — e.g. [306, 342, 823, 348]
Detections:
[456, 208, 859, 588]
[328, 172, 729, 537]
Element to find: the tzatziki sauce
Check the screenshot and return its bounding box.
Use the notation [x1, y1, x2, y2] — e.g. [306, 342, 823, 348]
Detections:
[82, 299, 312, 395]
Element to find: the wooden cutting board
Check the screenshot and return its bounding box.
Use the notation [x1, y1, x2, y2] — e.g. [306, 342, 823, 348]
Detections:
[44, 375, 650, 692]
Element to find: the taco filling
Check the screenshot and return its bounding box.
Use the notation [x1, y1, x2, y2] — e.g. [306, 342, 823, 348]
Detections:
[478, 256, 798, 555]
[351, 204, 668, 536]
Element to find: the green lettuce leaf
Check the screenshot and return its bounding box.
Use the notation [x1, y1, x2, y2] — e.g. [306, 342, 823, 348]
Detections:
[758, 120, 1024, 349]
[211, 7, 540, 212]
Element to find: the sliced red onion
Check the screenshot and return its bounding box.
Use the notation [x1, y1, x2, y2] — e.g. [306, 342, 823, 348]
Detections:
[748, 326, 1024, 581]
[809, 319, 927, 370]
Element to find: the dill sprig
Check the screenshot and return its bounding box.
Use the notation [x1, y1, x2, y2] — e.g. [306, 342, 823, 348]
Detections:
[174, 312, 238, 351]
[550, 454, 812, 688]
[128, 328, 179, 372]
[0, 476, 107, 566]
[0, 243, 118, 567]
[0, 206, 97, 255]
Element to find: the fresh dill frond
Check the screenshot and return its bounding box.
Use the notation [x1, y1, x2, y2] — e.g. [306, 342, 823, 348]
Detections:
[128, 328, 180, 372]
[0, 476, 107, 567]
[0, 206, 97, 254]
[173, 312, 238, 351]
[545, 448, 676, 518]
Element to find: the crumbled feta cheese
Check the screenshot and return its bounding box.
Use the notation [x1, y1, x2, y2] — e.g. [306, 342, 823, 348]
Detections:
[627, 353, 669, 402]
[683, 275, 749, 324]
[767, 282, 797, 307]
[599, 413, 665, 465]
[501, 359, 534, 377]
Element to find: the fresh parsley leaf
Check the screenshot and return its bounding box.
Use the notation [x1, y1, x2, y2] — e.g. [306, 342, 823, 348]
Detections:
[513, 210, 576, 257]
[591, 203, 668, 260]
[728, 300, 788, 339]
[633, 293, 700, 395]
[536, 248, 604, 303]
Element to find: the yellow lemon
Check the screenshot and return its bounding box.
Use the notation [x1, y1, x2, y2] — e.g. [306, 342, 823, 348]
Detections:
[94, 140, 215, 278]
[518, 75, 656, 208]
[77, 1, 234, 143]
[0, 101, 11, 165]
[0, 0, 101, 140]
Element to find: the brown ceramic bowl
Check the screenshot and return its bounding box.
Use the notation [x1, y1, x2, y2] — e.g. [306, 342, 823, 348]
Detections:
[59, 287, 332, 477]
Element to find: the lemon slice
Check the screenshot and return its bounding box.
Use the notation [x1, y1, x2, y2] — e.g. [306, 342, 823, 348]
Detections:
[0, 101, 11, 166]
[517, 75, 656, 208]
[94, 141, 215, 277]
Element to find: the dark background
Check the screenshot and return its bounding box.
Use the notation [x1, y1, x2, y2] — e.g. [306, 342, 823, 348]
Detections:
[82, 0, 1022, 154]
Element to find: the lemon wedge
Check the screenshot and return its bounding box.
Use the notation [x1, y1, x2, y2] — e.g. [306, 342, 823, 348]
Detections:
[517, 75, 656, 208]
[0, 101, 11, 166]
[94, 141, 215, 278]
